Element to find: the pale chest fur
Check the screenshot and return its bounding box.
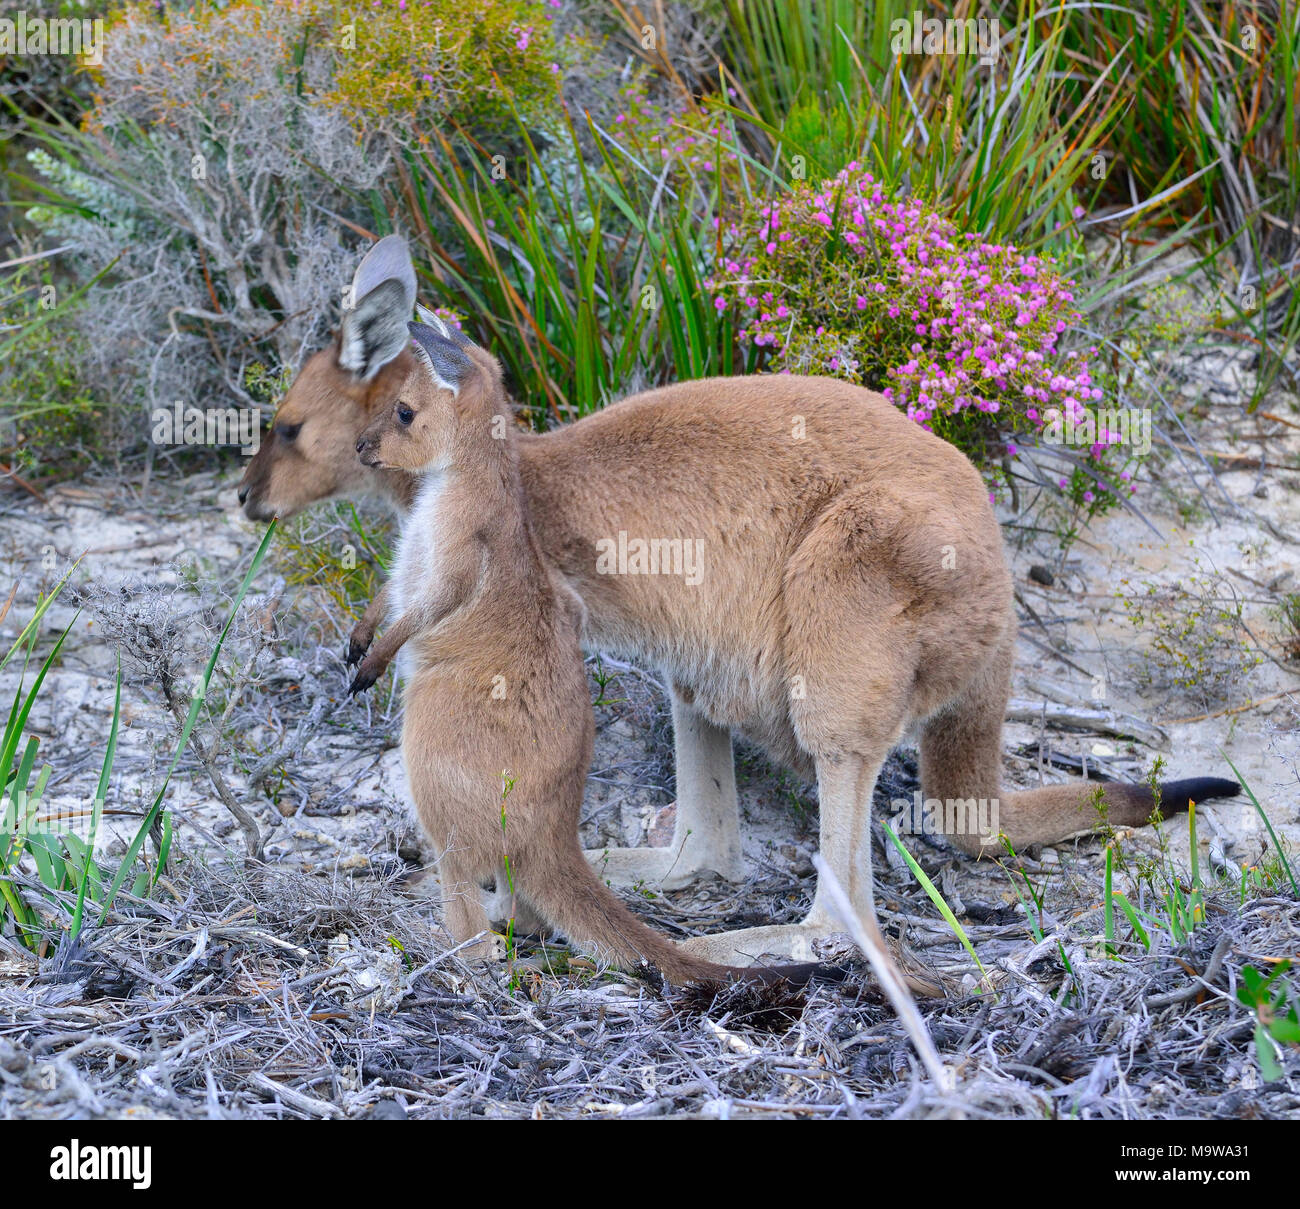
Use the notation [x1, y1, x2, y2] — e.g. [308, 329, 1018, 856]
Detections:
[389, 473, 449, 674]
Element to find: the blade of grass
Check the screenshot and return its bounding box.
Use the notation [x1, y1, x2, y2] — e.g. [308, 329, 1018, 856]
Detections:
[881, 820, 986, 977]
[98, 523, 278, 921]
[1222, 751, 1297, 896]
[70, 655, 119, 938]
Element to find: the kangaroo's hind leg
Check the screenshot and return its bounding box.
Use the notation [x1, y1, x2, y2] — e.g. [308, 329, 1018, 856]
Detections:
[584, 686, 743, 889]
[678, 487, 932, 986]
[482, 858, 550, 937]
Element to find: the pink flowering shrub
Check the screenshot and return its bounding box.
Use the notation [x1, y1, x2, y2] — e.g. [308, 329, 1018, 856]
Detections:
[606, 85, 742, 190]
[709, 165, 1144, 513]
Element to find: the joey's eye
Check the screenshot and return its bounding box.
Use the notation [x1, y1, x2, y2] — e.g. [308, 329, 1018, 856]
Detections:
[397, 403, 415, 426]
[275, 422, 302, 442]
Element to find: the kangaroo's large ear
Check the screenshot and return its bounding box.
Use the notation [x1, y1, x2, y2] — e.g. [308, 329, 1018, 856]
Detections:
[339, 278, 412, 380]
[352, 234, 416, 313]
[408, 321, 473, 395]
[338, 236, 417, 380]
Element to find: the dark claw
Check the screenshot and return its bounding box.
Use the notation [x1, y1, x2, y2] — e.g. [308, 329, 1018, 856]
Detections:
[348, 662, 381, 696]
[346, 634, 370, 667]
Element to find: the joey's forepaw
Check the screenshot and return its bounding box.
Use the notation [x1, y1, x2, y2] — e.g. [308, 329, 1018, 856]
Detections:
[348, 659, 384, 696]
[346, 630, 372, 667]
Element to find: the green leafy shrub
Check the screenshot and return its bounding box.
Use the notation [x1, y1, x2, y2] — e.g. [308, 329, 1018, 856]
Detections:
[323, 0, 565, 142]
[0, 257, 103, 482]
[1117, 565, 1264, 707]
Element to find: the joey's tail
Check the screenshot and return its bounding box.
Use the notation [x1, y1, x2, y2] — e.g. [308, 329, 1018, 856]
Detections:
[519, 840, 823, 987]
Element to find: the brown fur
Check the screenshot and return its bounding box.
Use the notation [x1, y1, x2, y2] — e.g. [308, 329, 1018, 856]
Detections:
[349, 322, 814, 985]
[237, 239, 1238, 969]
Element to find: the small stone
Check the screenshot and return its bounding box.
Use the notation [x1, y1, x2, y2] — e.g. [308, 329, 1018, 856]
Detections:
[647, 802, 676, 847]
[1028, 564, 1054, 587]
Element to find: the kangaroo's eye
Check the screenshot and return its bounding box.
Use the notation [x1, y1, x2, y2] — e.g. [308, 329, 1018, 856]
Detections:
[275, 422, 302, 442]
[397, 403, 415, 426]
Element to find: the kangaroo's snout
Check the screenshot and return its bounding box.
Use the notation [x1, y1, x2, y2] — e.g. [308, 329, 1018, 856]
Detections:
[237, 463, 273, 521]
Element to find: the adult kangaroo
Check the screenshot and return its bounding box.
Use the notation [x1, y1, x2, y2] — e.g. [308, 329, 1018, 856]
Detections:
[237, 235, 1238, 967]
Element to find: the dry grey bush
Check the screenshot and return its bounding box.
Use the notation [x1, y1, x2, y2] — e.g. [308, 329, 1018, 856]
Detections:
[74, 568, 289, 857]
[25, 7, 390, 426]
[1117, 564, 1266, 711]
[70, 560, 408, 861]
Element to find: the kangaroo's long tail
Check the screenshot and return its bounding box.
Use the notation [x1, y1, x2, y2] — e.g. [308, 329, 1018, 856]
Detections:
[972, 776, 1242, 854]
[918, 646, 1241, 855]
[518, 837, 827, 987]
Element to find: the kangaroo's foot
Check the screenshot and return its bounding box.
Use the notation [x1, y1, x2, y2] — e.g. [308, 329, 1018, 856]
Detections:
[584, 836, 745, 890]
[678, 922, 829, 965]
[481, 884, 550, 937]
[587, 688, 746, 889]
[678, 917, 942, 996]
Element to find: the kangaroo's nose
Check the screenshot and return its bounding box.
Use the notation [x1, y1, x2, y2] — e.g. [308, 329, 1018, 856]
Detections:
[355, 438, 368, 454]
[237, 484, 249, 504]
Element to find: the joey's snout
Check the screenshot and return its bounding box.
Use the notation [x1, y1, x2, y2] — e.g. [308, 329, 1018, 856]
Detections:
[355, 434, 383, 468]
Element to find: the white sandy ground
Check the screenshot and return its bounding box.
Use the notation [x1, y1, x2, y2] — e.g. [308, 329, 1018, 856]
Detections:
[0, 375, 1296, 945]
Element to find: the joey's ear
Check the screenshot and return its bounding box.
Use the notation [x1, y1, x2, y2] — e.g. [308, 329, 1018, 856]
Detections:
[351, 235, 416, 314]
[339, 279, 411, 380]
[408, 321, 472, 395]
[415, 303, 474, 348]
[415, 303, 448, 337]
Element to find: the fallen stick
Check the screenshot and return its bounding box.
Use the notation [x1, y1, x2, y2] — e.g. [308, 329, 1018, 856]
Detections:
[1005, 699, 1168, 748]
[246, 1072, 345, 1119]
[1161, 688, 1296, 726]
